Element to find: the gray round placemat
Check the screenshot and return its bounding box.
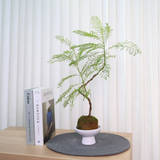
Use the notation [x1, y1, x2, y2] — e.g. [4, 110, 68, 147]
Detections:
[46, 132, 130, 156]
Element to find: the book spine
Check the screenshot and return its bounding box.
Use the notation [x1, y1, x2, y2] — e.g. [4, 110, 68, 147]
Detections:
[24, 89, 35, 145]
[33, 89, 43, 145]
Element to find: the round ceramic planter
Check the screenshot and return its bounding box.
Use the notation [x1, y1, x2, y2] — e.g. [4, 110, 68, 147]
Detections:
[74, 125, 101, 145]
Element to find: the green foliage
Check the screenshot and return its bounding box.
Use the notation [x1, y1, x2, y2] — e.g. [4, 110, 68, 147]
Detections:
[90, 16, 104, 39]
[63, 89, 79, 108]
[56, 84, 79, 105]
[48, 16, 141, 114]
[58, 74, 78, 88]
[109, 41, 142, 56]
[55, 36, 72, 47]
[73, 30, 100, 40]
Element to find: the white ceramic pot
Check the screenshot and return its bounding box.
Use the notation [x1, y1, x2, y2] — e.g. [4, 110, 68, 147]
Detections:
[74, 125, 101, 145]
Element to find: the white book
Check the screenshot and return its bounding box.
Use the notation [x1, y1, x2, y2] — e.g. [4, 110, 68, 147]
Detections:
[24, 88, 38, 145]
[33, 87, 55, 145]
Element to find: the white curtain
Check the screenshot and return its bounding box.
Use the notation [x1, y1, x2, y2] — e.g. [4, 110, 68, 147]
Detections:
[0, 0, 160, 160]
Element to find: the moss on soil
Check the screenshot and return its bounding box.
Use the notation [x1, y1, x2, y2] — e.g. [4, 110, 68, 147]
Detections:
[77, 115, 98, 130]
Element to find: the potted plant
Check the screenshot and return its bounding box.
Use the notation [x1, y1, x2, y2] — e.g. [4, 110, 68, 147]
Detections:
[48, 16, 141, 145]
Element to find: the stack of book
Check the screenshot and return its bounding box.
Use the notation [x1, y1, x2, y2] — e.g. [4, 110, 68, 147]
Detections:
[24, 87, 55, 145]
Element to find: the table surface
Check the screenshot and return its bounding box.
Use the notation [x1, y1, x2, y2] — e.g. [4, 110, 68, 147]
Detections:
[0, 126, 132, 160]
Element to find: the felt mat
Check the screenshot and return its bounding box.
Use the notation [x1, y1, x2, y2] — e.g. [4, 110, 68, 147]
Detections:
[46, 132, 130, 156]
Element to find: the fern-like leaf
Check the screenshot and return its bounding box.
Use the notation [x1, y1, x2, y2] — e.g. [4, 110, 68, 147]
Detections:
[73, 30, 100, 40]
[63, 89, 79, 108]
[56, 35, 72, 47]
[47, 54, 69, 63]
[69, 52, 89, 66]
[56, 84, 78, 104]
[104, 23, 113, 43]
[99, 64, 111, 80]
[58, 74, 78, 88]
[90, 16, 103, 38]
[109, 41, 141, 56]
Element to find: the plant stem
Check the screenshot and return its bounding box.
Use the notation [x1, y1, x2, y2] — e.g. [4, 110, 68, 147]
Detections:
[80, 45, 106, 88]
[78, 45, 106, 117]
[76, 65, 92, 117]
[78, 89, 92, 117]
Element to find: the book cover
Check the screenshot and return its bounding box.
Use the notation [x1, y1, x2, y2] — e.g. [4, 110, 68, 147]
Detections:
[33, 87, 55, 145]
[24, 88, 37, 145]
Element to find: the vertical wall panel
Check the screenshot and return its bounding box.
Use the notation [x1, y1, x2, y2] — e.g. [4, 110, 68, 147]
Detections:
[70, 0, 80, 129]
[131, 0, 140, 160]
[32, 0, 41, 87]
[151, 0, 159, 160]
[8, 0, 19, 127]
[41, 0, 50, 87]
[50, 0, 61, 129]
[92, 0, 103, 130]
[24, 0, 33, 127]
[0, 0, 2, 130]
[143, 0, 153, 159]
[139, 0, 145, 159]
[79, 0, 91, 116]
[0, 0, 11, 130]
[102, 0, 109, 132]
[159, 0, 160, 159]
[125, 0, 132, 133]
[60, 0, 71, 129]
[17, 0, 26, 127]
[24, 0, 34, 127]
[108, 0, 117, 132]
[117, 0, 126, 132]
[24, 0, 33, 90]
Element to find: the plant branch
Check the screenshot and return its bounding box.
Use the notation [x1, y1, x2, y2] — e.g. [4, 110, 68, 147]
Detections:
[76, 64, 90, 108]
[78, 90, 92, 117]
[80, 46, 106, 90]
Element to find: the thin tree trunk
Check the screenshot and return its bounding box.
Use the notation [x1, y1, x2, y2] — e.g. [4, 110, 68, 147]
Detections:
[88, 97, 92, 117]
